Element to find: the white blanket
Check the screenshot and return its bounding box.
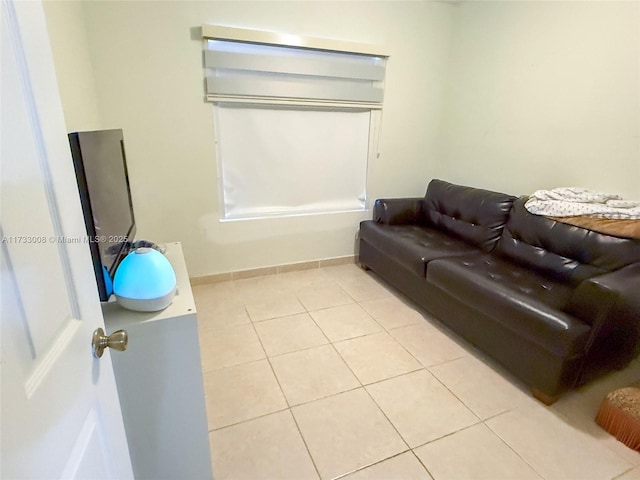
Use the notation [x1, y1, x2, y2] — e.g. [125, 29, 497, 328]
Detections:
[525, 187, 640, 219]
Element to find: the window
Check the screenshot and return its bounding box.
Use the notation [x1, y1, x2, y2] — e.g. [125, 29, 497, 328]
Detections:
[202, 26, 387, 220]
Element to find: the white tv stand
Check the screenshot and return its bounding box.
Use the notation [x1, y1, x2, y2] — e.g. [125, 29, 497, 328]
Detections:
[101, 242, 212, 480]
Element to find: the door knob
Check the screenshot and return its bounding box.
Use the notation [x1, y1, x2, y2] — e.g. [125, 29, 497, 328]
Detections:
[92, 328, 128, 358]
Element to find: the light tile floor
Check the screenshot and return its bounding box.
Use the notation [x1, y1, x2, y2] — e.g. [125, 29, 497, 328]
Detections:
[193, 263, 640, 480]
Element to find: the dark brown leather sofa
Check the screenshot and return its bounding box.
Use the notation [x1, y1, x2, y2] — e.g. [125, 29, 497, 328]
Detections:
[359, 179, 640, 404]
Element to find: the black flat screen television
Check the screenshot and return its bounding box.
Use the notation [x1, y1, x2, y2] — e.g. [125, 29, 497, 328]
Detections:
[69, 129, 136, 301]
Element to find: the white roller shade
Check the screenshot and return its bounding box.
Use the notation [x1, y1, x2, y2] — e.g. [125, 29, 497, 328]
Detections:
[215, 104, 371, 219]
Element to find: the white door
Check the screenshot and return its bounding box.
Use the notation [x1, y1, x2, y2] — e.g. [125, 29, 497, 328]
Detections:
[0, 0, 133, 478]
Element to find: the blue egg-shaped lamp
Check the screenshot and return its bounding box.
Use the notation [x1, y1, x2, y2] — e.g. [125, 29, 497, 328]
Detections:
[113, 248, 176, 312]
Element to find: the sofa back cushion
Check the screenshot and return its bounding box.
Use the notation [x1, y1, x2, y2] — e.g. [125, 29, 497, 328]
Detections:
[495, 198, 640, 286]
[423, 179, 517, 252]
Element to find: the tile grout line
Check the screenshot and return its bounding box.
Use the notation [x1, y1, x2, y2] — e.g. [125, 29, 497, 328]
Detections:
[409, 449, 438, 480]
[246, 306, 324, 480]
[207, 405, 291, 433]
[328, 273, 501, 479]
[612, 467, 639, 480]
[301, 290, 429, 479]
[481, 411, 547, 480]
[200, 265, 399, 411]
[309, 299, 421, 475]
[199, 268, 381, 472]
[329, 449, 415, 480]
[289, 407, 322, 479]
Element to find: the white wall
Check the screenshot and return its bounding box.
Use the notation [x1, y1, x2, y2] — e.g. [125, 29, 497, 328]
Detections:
[436, 1, 640, 198]
[42, 0, 102, 131]
[45, 0, 455, 277]
[45, 1, 638, 278]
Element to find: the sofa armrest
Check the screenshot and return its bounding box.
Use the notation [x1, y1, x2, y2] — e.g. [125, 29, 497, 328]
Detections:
[567, 262, 640, 368]
[373, 198, 425, 225]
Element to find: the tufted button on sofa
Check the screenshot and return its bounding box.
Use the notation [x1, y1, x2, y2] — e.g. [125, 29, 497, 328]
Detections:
[359, 179, 640, 404]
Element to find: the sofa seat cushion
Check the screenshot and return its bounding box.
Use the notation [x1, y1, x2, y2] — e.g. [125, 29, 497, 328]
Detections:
[427, 254, 591, 356]
[359, 221, 479, 277]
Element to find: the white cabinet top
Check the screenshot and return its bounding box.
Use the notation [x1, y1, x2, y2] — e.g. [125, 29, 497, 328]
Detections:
[101, 242, 196, 329]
